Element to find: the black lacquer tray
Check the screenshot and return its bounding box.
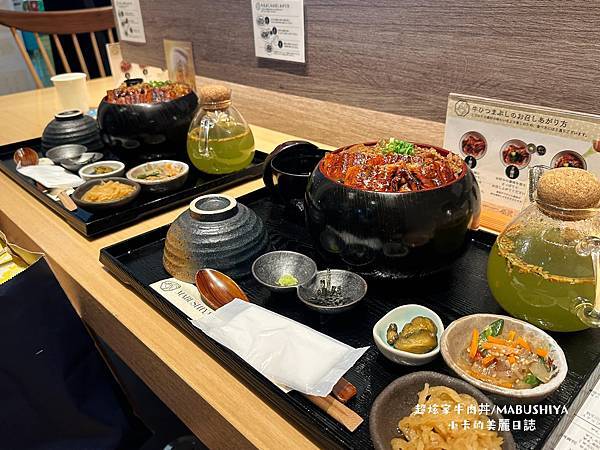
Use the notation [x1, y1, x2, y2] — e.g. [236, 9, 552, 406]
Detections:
[0, 138, 266, 237]
[100, 188, 600, 449]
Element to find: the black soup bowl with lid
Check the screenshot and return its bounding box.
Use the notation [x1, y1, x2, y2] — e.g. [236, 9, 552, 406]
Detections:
[97, 79, 198, 162]
[304, 140, 481, 279]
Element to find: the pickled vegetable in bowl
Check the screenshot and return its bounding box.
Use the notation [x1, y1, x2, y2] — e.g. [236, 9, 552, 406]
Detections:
[133, 162, 184, 181]
[386, 316, 438, 354]
[373, 305, 444, 366]
[461, 319, 558, 389]
[81, 180, 136, 203]
[126, 160, 190, 194]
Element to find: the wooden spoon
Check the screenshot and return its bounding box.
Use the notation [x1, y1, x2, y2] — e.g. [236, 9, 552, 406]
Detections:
[13, 147, 39, 167]
[195, 268, 248, 310]
[194, 268, 363, 432]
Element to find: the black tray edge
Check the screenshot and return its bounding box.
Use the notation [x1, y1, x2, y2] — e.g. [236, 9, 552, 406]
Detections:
[99, 249, 349, 450]
[99, 189, 351, 449]
[98, 187, 594, 449]
[0, 139, 267, 237]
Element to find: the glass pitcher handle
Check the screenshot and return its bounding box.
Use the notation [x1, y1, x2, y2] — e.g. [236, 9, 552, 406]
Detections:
[528, 165, 552, 203]
[574, 237, 600, 327]
[199, 116, 214, 157]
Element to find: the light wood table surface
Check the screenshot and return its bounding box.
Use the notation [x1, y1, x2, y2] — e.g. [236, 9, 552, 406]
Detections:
[0, 78, 505, 449]
[0, 78, 336, 450]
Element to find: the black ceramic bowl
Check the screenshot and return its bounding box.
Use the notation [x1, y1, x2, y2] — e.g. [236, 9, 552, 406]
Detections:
[369, 371, 516, 450]
[97, 84, 198, 161]
[304, 141, 481, 279]
[72, 177, 141, 211]
[41, 110, 103, 153]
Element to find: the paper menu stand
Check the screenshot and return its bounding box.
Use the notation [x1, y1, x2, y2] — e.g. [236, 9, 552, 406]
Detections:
[444, 93, 600, 231]
[163, 39, 197, 91]
[106, 43, 168, 87]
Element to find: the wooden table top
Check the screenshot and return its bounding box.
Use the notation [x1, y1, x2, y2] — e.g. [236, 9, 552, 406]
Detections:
[0, 78, 505, 449]
[0, 78, 337, 449]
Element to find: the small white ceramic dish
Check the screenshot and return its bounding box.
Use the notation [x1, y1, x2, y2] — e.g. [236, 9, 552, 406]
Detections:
[372, 304, 444, 366]
[126, 160, 189, 193]
[440, 313, 567, 403]
[79, 160, 125, 180]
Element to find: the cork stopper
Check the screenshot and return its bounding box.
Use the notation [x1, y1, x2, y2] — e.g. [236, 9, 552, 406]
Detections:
[199, 85, 231, 109]
[536, 168, 600, 219]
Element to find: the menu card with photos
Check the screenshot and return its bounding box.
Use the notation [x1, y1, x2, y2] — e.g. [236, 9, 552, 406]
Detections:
[444, 94, 600, 231]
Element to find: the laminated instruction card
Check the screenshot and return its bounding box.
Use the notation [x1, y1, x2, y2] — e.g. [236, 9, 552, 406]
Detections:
[251, 0, 305, 63]
[444, 94, 600, 225]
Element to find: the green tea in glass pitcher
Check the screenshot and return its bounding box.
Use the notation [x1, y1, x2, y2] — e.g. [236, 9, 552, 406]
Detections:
[187, 85, 255, 174]
[487, 166, 600, 332]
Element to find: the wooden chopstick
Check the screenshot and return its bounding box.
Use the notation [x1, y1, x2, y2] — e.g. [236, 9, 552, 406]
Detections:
[194, 277, 363, 432]
[58, 190, 77, 211]
[305, 393, 363, 432]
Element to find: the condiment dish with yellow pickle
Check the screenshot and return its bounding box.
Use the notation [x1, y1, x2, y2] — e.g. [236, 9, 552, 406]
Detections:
[373, 304, 444, 366]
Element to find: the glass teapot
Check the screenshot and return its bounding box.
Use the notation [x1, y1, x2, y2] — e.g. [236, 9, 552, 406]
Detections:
[487, 166, 600, 332]
[187, 85, 255, 174]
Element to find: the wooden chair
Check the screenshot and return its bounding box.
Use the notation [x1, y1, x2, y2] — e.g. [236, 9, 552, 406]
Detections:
[0, 7, 116, 89]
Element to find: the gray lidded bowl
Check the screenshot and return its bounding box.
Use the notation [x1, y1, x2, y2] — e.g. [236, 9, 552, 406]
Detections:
[370, 371, 516, 450]
[251, 251, 317, 292]
[296, 269, 367, 314]
[163, 194, 269, 282]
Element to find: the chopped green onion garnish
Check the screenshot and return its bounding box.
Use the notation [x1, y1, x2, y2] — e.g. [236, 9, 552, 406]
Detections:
[383, 138, 414, 155]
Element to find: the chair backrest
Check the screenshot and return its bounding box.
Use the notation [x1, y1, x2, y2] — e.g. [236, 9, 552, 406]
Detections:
[0, 7, 116, 89]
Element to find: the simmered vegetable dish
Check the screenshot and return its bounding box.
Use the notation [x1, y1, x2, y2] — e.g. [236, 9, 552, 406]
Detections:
[461, 319, 558, 389]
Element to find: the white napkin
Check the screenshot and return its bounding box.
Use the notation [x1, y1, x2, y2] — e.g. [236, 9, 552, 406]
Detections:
[18, 165, 84, 189]
[192, 299, 368, 397]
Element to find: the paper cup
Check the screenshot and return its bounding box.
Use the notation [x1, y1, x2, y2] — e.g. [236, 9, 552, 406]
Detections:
[51, 73, 90, 113]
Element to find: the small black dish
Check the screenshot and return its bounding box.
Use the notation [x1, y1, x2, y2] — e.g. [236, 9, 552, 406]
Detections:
[72, 177, 141, 211]
[41, 110, 103, 153]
